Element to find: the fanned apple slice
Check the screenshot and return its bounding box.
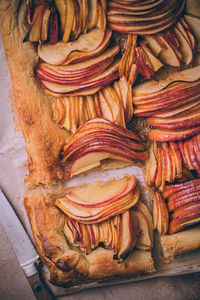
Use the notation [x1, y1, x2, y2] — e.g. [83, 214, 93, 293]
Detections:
[188, 138, 200, 176]
[173, 26, 193, 65]
[159, 146, 167, 192]
[139, 41, 163, 72]
[183, 139, 194, 170]
[68, 151, 132, 177]
[132, 65, 200, 97]
[157, 33, 182, 67]
[118, 210, 138, 260]
[55, 177, 140, 224]
[119, 34, 133, 77]
[144, 142, 157, 187]
[98, 91, 114, 122]
[134, 203, 153, 250]
[148, 127, 200, 142]
[163, 142, 173, 183]
[28, 5, 45, 42]
[155, 145, 162, 188]
[143, 35, 163, 56]
[38, 28, 106, 65]
[88, 0, 99, 29]
[184, 15, 200, 51]
[55, 0, 67, 34]
[169, 141, 182, 179]
[66, 176, 131, 206]
[169, 202, 200, 234]
[62, 0, 75, 42]
[154, 191, 169, 234]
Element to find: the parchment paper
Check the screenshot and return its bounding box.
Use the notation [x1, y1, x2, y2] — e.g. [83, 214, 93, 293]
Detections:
[0, 1, 200, 295]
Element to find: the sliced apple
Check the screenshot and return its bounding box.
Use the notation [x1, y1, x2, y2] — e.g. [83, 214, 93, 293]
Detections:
[148, 127, 200, 142]
[169, 141, 182, 179]
[163, 142, 173, 183]
[144, 142, 157, 187]
[154, 191, 169, 234]
[155, 145, 162, 188]
[144, 35, 163, 56]
[68, 151, 132, 177]
[38, 28, 106, 65]
[140, 41, 163, 72]
[173, 26, 193, 65]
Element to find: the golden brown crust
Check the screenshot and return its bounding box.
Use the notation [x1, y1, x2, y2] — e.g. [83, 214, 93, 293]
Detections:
[160, 226, 200, 263]
[24, 190, 155, 286]
[0, 0, 69, 187]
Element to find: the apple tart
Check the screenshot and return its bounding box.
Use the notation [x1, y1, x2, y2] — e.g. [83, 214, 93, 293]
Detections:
[24, 175, 155, 286]
[1, 0, 200, 289]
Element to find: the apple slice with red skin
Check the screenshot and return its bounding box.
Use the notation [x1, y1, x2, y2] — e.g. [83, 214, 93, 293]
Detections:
[133, 80, 200, 106]
[184, 15, 199, 51]
[133, 65, 200, 97]
[144, 142, 157, 187]
[118, 210, 138, 260]
[169, 141, 182, 179]
[63, 117, 143, 145]
[166, 185, 200, 203]
[173, 26, 193, 65]
[67, 176, 131, 206]
[163, 142, 173, 183]
[134, 202, 153, 250]
[134, 93, 200, 117]
[40, 64, 119, 95]
[163, 178, 200, 198]
[155, 145, 162, 188]
[183, 139, 194, 170]
[139, 41, 163, 72]
[153, 191, 169, 234]
[169, 201, 200, 234]
[134, 47, 154, 79]
[55, 185, 140, 224]
[38, 28, 107, 65]
[155, 101, 200, 119]
[188, 138, 200, 176]
[177, 141, 187, 167]
[66, 141, 148, 163]
[137, 201, 154, 245]
[193, 135, 200, 164]
[169, 215, 200, 234]
[176, 19, 192, 49]
[39, 45, 119, 76]
[167, 191, 200, 212]
[68, 151, 132, 177]
[170, 144, 176, 182]
[133, 208, 151, 251]
[180, 16, 195, 50]
[148, 127, 200, 142]
[159, 146, 167, 192]
[157, 32, 182, 67]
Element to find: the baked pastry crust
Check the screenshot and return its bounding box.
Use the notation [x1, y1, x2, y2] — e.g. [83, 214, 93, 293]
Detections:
[0, 0, 69, 187]
[160, 226, 200, 263]
[1, 0, 200, 288]
[24, 189, 155, 286]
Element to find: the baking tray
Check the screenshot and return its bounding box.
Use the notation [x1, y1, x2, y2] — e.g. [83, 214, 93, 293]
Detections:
[0, 0, 200, 296]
